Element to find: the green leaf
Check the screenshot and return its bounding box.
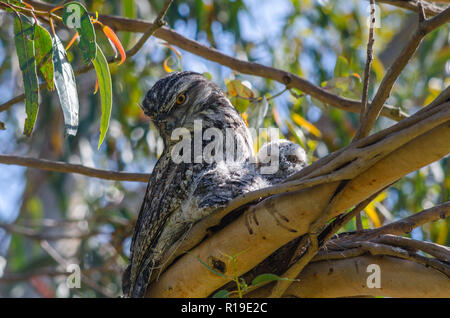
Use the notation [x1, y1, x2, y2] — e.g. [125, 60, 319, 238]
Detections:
[230, 96, 250, 113]
[246, 97, 269, 129]
[52, 33, 79, 136]
[251, 273, 287, 287]
[334, 56, 349, 78]
[62, 1, 97, 64]
[14, 13, 39, 136]
[202, 72, 212, 80]
[34, 24, 54, 91]
[92, 44, 112, 149]
[212, 290, 229, 298]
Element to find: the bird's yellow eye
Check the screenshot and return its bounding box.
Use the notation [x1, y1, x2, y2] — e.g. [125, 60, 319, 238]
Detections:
[287, 155, 298, 163]
[176, 93, 186, 105]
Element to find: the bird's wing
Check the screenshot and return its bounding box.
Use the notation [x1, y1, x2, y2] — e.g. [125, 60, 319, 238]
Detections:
[127, 153, 196, 296]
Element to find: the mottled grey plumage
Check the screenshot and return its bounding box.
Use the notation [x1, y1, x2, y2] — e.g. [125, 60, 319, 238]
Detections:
[257, 139, 307, 184]
[123, 72, 307, 298]
[123, 72, 254, 297]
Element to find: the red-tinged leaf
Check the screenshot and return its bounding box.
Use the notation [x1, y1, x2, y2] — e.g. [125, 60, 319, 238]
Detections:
[291, 113, 322, 138]
[65, 31, 79, 51]
[102, 25, 126, 65]
[94, 78, 99, 95]
[160, 41, 182, 61]
[351, 72, 362, 82]
[272, 106, 283, 128]
[107, 37, 118, 58]
[241, 112, 249, 127]
[163, 57, 174, 73]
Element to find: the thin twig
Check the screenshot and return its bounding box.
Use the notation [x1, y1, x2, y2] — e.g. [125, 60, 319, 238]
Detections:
[368, 200, 450, 236]
[126, 0, 173, 57]
[0, 154, 150, 182]
[342, 240, 450, 276]
[360, 0, 376, 123]
[354, 5, 450, 140]
[350, 36, 377, 221]
[0, 222, 104, 240]
[376, 0, 446, 17]
[40, 240, 116, 297]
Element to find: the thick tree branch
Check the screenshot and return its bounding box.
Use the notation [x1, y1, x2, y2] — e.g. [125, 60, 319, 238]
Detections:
[267, 187, 389, 298]
[145, 104, 450, 297]
[0, 154, 150, 182]
[329, 240, 450, 276]
[157, 100, 449, 271]
[373, 234, 450, 263]
[376, 0, 447, 16]
[252, 255, 450, 297]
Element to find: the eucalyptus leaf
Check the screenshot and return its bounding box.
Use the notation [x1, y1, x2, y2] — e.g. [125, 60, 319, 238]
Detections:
[34, 24, 54, 91]
[212, 290, 229, 298]
[62, 1, 97, 64]
[334, 56, 350, 78]
[251, 273, 287, 287]
[230, 96, 250, 113]
[92, 44, 112, 149]
[14, 13, 39, 136]
[52, 34, 79, 136]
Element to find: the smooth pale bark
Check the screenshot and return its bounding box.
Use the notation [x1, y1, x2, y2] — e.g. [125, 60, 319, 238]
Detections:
[329, 122, 450, 218]
[248, 255, 450, 298]
[146, 121, 450, 297]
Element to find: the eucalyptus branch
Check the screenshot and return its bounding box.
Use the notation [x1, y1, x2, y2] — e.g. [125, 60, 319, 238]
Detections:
[0, 0, 407, 122]
[0, 154, 150, 182]
[153, 100, 450, 279]
[126, 0, 173, 57]
[40, 240, 116, 297]
[340, 240, 450, 276]
[373, 201, 450, 235]
[360, 0, 376, 123]
[373, 234, 450, 263]
[0, 222, 103, 240]
[354, 5, 450, 140]
[376, 0, 447, 16]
